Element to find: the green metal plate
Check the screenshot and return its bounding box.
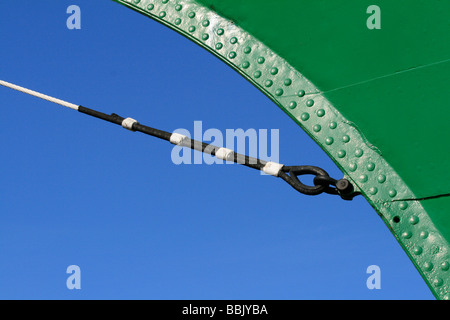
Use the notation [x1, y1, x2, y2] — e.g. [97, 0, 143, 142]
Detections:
[112, 0, 450, 299]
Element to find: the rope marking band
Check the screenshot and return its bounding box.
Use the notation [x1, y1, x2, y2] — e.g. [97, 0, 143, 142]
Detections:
[262, 162, 284, 177]
[122, 118, 138, 131]
[215, 148, 234, 161]
[170, 133, 189, 146]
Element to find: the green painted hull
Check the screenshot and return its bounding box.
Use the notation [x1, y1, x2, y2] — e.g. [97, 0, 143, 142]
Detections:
[113, 0, 450, 299]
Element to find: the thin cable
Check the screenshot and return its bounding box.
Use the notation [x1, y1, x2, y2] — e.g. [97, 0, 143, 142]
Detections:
[0, 80, 79, 110]
[392, 193, 450, 202]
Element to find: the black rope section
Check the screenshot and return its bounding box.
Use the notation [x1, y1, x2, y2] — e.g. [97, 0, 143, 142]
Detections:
[78, 106, 359, 200]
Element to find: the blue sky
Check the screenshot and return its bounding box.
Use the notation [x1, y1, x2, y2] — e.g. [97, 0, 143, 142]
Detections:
[0, 0, 433, 299]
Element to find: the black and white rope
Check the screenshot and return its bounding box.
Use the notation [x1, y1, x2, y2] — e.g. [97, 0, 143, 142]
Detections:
[0, 80, 357, 199]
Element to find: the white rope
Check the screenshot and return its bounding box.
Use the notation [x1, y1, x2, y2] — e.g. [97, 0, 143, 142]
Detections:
[0, 80, 79, 110]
